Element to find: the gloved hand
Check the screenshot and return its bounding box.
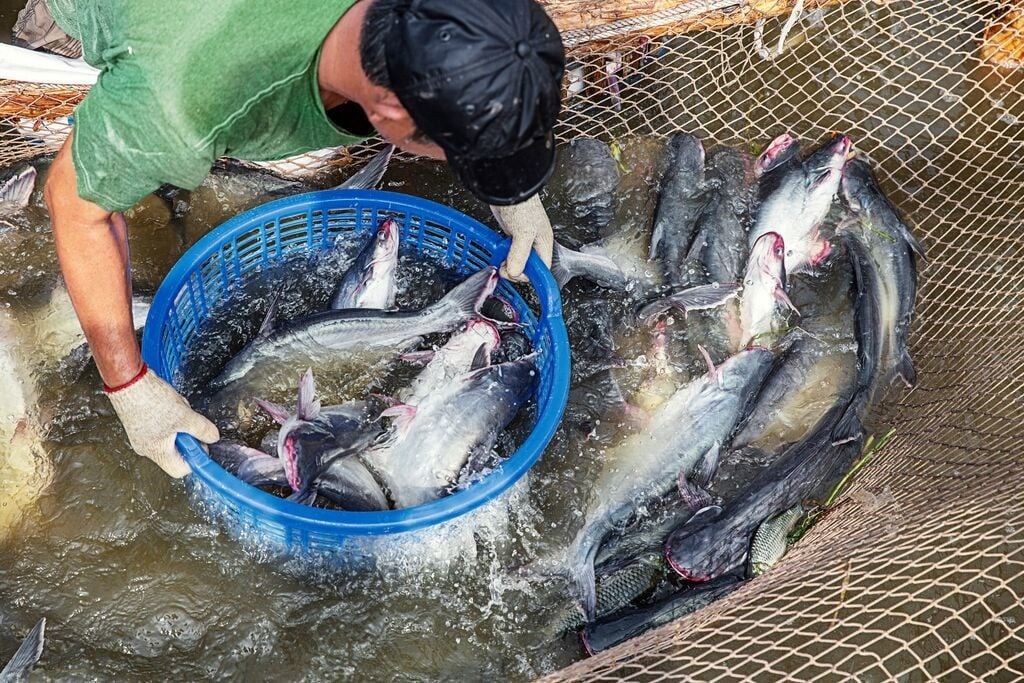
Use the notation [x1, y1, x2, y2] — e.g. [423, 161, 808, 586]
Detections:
[104, 364, 219, 478]
[489, 194, 554, 283]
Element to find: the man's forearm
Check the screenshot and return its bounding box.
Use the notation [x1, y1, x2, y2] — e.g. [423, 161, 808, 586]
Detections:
[45, 132, 141, 388]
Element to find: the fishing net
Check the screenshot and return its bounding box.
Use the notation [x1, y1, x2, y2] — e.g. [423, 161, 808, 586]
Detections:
[2, 0, 1023, 679]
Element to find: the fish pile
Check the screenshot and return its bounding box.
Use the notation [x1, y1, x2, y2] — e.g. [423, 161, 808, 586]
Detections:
[539, 132, 923, 653]
[206, 214, 538, 511]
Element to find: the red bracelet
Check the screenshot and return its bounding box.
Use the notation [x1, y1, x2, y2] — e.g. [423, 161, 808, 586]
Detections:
[103, 363, 148, 393]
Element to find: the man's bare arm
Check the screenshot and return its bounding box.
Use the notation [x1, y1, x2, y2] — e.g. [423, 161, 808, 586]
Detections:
[44, 131, 219, 478]
[44, 131, 141, 388]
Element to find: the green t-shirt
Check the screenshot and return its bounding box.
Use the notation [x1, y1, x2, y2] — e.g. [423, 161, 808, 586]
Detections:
[49, 0, 365, 211]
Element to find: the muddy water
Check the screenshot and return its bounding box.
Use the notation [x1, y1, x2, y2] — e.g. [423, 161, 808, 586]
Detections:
[1, 1, 1018, 680]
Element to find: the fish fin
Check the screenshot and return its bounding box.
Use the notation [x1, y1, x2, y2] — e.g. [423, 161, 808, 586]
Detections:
[237, 456, 288, 487]
[687, 505, 724, 526]
[286, 486, 318, 506]
[832, 406, 864, 446]
[335, 144, 394, 190]
[639, 283, 741, 323]
[551, 242, 628, 291]
[0, 166, 36, 208]
[636, 297, 677, 323]
[296, 368, 321, 421]
[678, 472, 714, 512]
[400, 350, 436, 365]
[896, 350, 917, 388]
[0, 617, 45, 681]
[257, 293, 282, 338]
[691, 442, 723, 489]
[550, 245, 573, 290]
[774, 286, 800, 315]
[380, 403, 418, 433]
[470, 343, 492, 371]
[441, 266, 498, 319]
[901, 228, 927, 263]
[254, 399, 291, 426]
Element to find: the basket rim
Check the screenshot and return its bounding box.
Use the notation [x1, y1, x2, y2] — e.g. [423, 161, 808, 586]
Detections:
[142, 188, 570, 537]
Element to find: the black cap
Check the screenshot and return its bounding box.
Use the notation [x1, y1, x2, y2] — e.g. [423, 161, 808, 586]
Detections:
[385, 0, 565, 205]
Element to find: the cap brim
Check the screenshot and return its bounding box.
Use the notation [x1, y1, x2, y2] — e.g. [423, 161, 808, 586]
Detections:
[447, 131, 556, 206]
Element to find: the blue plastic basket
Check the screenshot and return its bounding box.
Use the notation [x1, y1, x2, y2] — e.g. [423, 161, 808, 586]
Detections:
[142, 189, 570, 554]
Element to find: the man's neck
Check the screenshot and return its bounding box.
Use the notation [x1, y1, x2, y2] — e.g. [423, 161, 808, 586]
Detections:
[318, 0, 370, 110]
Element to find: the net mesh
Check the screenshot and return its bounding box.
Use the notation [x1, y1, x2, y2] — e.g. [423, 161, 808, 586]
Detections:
[3, 0, 1024, 679]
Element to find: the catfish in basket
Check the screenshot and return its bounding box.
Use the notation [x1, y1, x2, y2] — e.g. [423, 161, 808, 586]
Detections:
[209, 266, 499, 390]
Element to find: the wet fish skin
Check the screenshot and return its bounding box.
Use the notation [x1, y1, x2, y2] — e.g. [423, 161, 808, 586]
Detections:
[559, 346, 779, 619]
[0, 617, 45, 682]
[560, 555, 665, 633]
[212, 266, 498, 389]
[650, 133, 709, 287]
[316, 457, 390, 511]
[208, 441, 288, 488]
[735, 231, 796, 351]
[750, 134, 851, 275]
[551, 241, 628, 291]
[665, 247, 880, 582]
[364, 356, 537, 509]
[562, 137, 621, 235]
[398, 318, 501, 406]
[0, 166, 36, 213]
[330, 218, 400, 310]
[730, 329, 855, 451]
[839, 158, 921, 389]
[748, 505, 804, 576]
[689, 147, 756, 285]
[256, 370, 384, 497]
[581, 576, 744, 655]
[665, 404, 863, 582]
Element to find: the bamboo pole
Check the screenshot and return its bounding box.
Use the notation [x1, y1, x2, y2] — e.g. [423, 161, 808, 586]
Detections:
[542, 0, 873, 47]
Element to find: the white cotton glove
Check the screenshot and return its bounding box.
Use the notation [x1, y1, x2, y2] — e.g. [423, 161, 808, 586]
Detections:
[489, 194, 555, 283]
[104, 365, 219, 478]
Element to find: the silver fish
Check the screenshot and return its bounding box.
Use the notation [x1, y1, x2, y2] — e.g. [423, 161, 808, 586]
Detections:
[839, 157, 922, 389]
[330, 217, 400, 310]
[398, 318, 500, 406]
[731, 330, 856, 452]
[749, 134, 851, 275]
[556, 346, 779, 619]
[0, 617, 45, 682]
[733, 231, 798, 351]
[363, 356, 537, 509]
[212, 267, 498, 389]
[665, 245, 880, 582]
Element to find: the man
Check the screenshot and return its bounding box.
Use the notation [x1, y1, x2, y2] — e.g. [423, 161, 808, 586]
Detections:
[37, 0, 565, 478]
